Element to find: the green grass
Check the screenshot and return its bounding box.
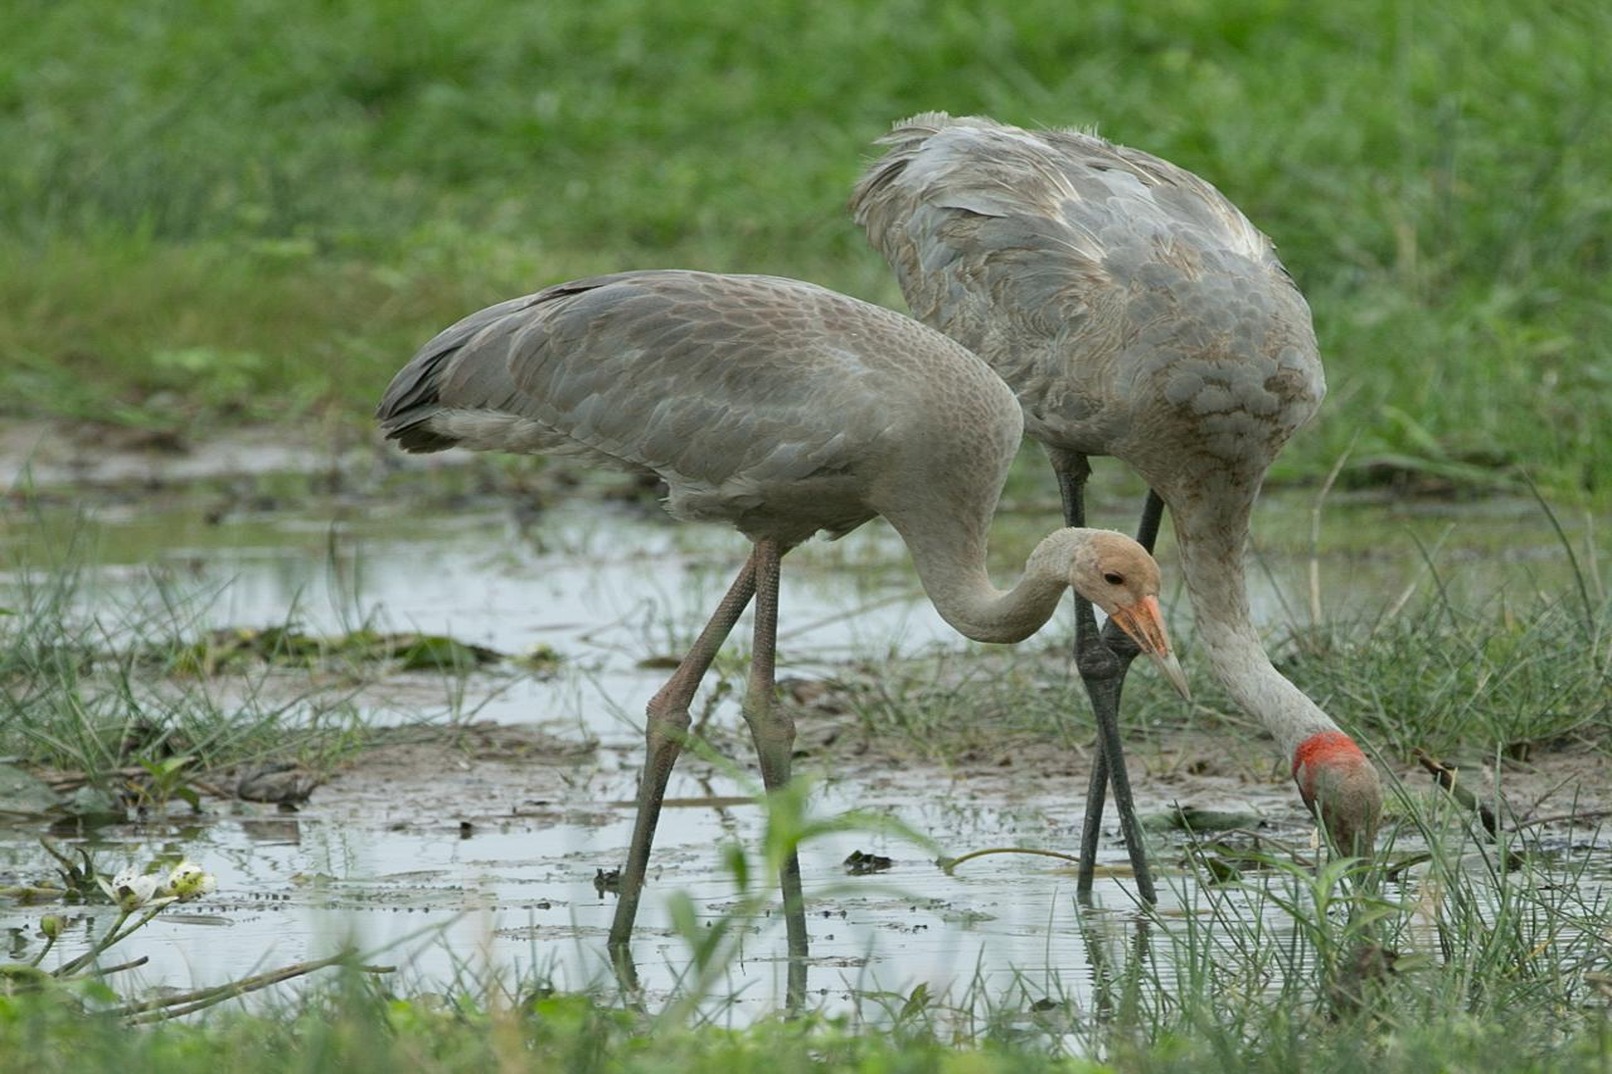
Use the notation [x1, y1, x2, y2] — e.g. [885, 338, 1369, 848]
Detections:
[0, 535, 372, 802]
[0, 983, 1088, 1074]
[843, 580, 1611, 774]
[4, 3, 1612, 1068]
[2, 0, 1610, 496]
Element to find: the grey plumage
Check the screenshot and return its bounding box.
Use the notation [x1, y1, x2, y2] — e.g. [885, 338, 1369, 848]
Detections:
[853, 111, 1323, 493]
[379, 270, 1020, 550]
[852, 113, 1381, 881]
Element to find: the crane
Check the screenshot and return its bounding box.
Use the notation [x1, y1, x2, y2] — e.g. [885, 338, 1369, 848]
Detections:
[852, 113, 1382, 901]
[376, 268, 1192, 1000]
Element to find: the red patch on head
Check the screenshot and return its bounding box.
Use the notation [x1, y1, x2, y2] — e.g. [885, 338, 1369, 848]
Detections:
[1292, 730, 1367, 773]
[1291, 731, 1368, 798]
[1290, 730, 1381, 857]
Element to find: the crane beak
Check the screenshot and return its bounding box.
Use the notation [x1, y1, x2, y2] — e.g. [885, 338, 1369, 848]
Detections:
[1107, 595, 1192, 701]
[1151, 649, 1192, 702]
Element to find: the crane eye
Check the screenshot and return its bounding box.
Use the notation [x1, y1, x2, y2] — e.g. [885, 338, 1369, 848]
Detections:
[1103, 572, 1125, 586]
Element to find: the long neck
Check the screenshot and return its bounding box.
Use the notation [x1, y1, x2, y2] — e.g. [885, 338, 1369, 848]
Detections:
[886, 511, 1083, 644]
[1172, 493, 1338, 760]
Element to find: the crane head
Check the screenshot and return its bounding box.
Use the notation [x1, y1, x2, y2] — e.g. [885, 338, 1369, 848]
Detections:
[1293, 731, 1383, 858]
[1073, 531, 1193, 701]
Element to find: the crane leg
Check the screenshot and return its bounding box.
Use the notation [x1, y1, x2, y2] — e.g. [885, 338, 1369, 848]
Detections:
[737, 538, 809, 1011]
[609, 552, 759, 971]
[1054, 456, 1163, 904]
[1081, 491, 1167, 899]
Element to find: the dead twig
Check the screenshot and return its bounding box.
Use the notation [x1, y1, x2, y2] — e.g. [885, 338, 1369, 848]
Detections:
[1511, 808, 1612, 832]
[115, 952, 393, 1024]
[1414, 749, 1500, 836]
[938, 846, 1081, 874]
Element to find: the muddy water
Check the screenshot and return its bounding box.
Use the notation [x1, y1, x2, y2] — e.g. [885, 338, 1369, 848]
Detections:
[2, 779, 1185, 1020]
[2, 465, 1607, 1021]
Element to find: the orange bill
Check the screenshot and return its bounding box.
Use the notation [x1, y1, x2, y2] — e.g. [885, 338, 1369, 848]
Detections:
[1106, 595, 1191, 700]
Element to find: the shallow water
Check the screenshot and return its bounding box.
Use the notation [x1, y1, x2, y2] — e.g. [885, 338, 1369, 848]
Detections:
[2, 468, 1607, 1021]
[1, 780, 1184, 1020]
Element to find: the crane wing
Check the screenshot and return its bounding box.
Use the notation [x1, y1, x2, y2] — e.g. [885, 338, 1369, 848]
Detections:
[851, 112, 1323, 465]
[377, 271, 896, 503]
[851, 112, 1286, 350]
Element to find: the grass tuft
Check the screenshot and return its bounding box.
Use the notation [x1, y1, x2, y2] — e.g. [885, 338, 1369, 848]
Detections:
[0, 530, 369, 805]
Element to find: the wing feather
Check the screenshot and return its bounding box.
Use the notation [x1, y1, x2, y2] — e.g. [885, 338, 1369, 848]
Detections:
[377, 270, 1019, 537]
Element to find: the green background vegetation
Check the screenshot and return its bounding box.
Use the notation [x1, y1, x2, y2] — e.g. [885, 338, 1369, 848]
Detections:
[3, 1, 1611, 1070]
[3, 0, 1609, 498]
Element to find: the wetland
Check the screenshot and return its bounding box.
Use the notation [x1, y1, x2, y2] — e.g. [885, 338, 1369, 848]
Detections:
[3, 419, 1607, 1022]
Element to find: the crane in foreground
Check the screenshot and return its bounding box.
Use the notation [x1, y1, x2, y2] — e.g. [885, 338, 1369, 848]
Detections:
[376, 269, 1192, 1001]
[852, 113, 1382, 900]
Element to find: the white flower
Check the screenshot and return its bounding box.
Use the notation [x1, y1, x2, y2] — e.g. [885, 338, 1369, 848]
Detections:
[98, 866, 163, 912]
[165, 861, 217, 901]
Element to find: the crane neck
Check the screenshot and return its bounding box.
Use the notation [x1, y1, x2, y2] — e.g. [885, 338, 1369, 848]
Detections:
[887, 513, 1086, 645]
[1170, 492, 1339, 760]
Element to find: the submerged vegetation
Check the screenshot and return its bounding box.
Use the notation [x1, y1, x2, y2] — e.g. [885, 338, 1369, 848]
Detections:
[2, 0, 1611, 1069]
